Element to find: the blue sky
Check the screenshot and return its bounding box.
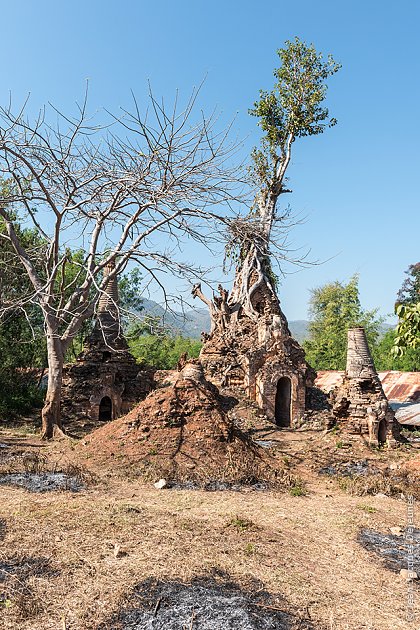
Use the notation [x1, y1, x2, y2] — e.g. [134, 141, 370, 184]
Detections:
[2, 0, 419, 321]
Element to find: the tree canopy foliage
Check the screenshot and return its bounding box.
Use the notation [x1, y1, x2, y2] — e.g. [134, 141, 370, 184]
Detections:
[126, 316, 201, 370]
[304, 271, 420, 372]
[374, 328, 420, 371]
[0, 207, 47, 415]
[250, 37, 340, 184]
[303, 275, 383, 370]
[0, 315, 45, 416]
[393, 302, 420, 355]
[396, 263, 420, 305]
[393, 263, 420, 357]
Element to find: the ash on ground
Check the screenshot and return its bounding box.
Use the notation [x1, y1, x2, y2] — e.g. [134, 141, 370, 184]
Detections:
[358, 528, 420, 573]
[319, 460, 377, 477]
[0, 554, 58, 616]
[100, 576, 316, 630]
[0, 472, 83, 493]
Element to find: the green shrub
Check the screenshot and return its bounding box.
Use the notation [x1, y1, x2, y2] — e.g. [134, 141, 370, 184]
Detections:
[289, 482, 307, 497]
[0, 372, 44, 418]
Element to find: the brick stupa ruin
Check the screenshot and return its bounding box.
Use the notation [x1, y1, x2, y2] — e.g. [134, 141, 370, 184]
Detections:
[82, 359, 277, 484]
[61, 263, 153, 427]
[192, 280, 315, 428]
[330, 327, 400, 446]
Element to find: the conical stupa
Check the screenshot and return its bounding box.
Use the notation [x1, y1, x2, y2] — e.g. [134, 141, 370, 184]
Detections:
[331, 327, 400, 446]
[192, 280, 315, 429]
[88, 262, 127, 351]
[60, 263, 153, 429]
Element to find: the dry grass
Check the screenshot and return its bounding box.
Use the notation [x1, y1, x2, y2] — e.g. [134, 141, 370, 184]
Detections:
[1, 483, 417, 629]
[0, 427, 419, 629]
[334, 468, 420, 499]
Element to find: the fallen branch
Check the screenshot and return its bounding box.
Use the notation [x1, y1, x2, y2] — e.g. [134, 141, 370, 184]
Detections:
[153, 596, 162, 617]
[254, 601, 288, 613]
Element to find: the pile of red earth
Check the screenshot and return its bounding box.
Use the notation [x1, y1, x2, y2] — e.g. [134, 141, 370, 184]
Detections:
[402, 457, 420, 478]
[82, 361, 281, 486]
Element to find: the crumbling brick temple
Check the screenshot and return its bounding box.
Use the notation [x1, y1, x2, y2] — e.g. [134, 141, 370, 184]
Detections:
[192, 281, 315, 428]
[330, 327, 400, 446]
[61, 264, 153, 426]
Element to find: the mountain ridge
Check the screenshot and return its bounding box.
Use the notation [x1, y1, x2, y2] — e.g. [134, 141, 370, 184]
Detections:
[137, 300, 393, 343]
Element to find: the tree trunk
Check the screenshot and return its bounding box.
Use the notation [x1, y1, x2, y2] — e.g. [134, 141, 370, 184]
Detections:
[41, 332, 64, 439]
[228, 244, 276, 320]
[227, 194, 279, 319]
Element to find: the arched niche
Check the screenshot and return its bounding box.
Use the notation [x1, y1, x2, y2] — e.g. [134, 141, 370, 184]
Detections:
[275, 377, 291, 427]
[98, 396, 113, 421]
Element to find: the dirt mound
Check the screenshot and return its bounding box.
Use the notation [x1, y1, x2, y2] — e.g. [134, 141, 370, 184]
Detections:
[400, 456, 420, 482]
[83, 362, 280, 485]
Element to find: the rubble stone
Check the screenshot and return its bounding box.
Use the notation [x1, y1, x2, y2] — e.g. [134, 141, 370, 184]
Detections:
[400, 569, 418, 580]
[83, 359, 277, 485]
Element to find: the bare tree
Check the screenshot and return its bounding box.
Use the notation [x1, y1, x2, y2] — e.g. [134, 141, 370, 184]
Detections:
[0, 89, 242, 438]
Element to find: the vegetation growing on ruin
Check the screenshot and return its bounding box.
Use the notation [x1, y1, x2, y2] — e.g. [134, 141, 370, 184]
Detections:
[226, 37, 341, 319]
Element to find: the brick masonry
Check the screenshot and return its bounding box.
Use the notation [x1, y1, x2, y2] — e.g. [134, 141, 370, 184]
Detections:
[330, 328, 400, 446]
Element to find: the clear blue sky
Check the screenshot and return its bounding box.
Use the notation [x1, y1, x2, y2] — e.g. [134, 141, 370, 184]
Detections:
[2, 0, 419, 321]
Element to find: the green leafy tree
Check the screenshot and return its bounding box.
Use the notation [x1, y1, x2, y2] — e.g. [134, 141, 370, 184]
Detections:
[393, 263, 420, 357]
[397, 263, 420, 305]
[0, 314, 45, 417]
[118, 268, 144, 314]
[374, 329, 420, 371]
[0, 204, 47, 415]
[128, 316, 201, 369]
[303, 275, 383, 370]
[393, 302, 420, 356]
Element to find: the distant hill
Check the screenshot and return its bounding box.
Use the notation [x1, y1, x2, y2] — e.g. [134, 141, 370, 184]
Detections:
[137, 299, 211, 339]
[137, 300, 393, 342]
[287, 320, 309, 344]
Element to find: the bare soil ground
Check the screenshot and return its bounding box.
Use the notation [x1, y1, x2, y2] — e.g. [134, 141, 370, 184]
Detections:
[1, 422, 420, 629]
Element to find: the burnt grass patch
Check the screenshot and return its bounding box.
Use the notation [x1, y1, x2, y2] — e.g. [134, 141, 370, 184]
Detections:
[319, 458, 420, 498]
[0, 471, 84, 492]
[0, 450, 91, 492]
[0, 555, 58, 620]
[319, 459, 375, 477]
[358, 528, 420, 573]
[99, 574, 318, 630]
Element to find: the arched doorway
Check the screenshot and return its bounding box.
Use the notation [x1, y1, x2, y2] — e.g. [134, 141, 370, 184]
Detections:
[275, 377, 291, 427]
[99, 396, 113, 421]
[378, 418, 387, 444]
